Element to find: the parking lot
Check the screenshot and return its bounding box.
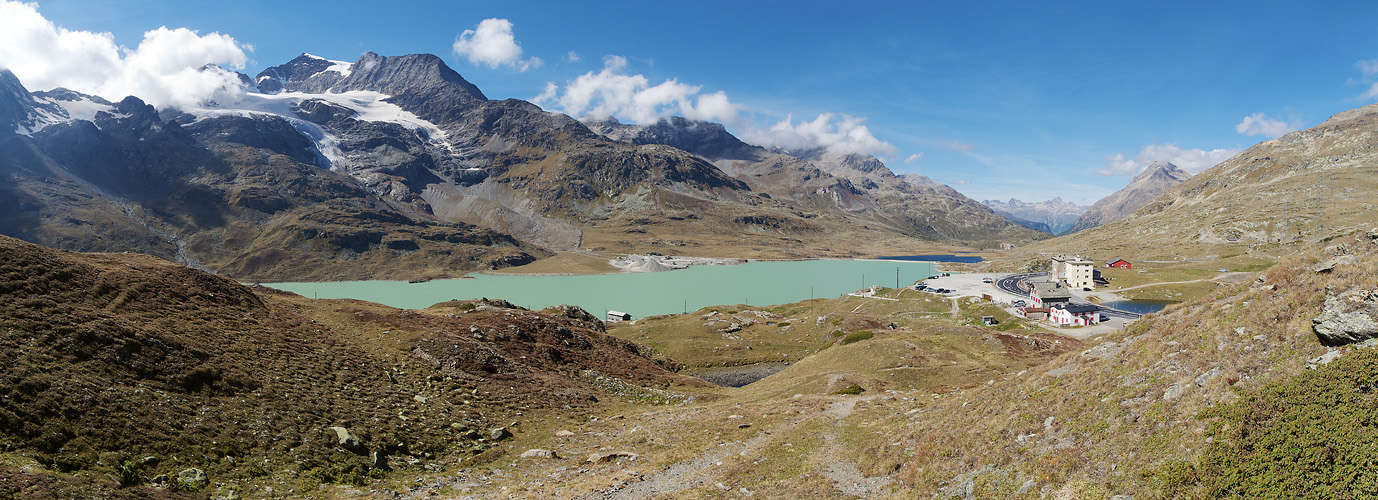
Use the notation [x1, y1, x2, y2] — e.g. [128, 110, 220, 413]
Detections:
[915, 272, 1130, 339]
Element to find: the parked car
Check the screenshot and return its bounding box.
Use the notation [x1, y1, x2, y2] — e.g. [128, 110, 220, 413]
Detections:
[1099, 314, 1110, 322]
[982, 277, 994, 283]
[1013, 300, 1027, 307]
[1083, 287, 1092, 292]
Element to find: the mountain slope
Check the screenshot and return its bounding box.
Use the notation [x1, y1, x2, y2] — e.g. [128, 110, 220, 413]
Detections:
[1068, 161, 1191, 233]
[983, 197, 1086, 235]
[250, 54, 842, 256]
[1043, 103, 1378, 259]
[0, 69, 546, 281]
[0, 235, 703, 494]
[588, 116, 1045, 247]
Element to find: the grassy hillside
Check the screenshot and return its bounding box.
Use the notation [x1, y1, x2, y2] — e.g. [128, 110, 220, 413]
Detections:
[1030, 103, 1378, 265]
[843, 230, 1378, 498]
[0, 235, 703, 498]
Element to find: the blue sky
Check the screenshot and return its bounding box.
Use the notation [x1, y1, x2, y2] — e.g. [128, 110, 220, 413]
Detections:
[6, 1, 1378, 204]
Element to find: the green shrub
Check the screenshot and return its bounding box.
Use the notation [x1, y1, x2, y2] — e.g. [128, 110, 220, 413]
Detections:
[111, 460, 142, 487]
[832, 384, 865, 395]
[1160, 348, 1378, 498]
[244, 463, 268, 478]
[841, 331, 873, 345]
[777, 322, 791, 327]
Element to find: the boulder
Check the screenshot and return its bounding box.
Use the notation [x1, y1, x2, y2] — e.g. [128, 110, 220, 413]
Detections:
[490, 427, 513, 441]
[1314, 289, 1378, 345]
[176, 468, 209, 490]
[587, 451, 640, 463]
[520, 448, 560, 459]
[328, 426, 363, 451]
[554, 430, 576, 437]
[1313, 255, 1357, 273]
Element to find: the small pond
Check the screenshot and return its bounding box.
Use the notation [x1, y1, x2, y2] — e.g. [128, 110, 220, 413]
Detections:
[876, 254, 985, 263]
[1101, 300, 1177, 315]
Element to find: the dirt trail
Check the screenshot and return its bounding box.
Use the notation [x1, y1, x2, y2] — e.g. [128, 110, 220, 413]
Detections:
[591, 394, 894, 500]
[818, 397, 893, 497]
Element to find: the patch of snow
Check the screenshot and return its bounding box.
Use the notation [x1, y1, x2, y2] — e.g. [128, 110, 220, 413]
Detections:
[53, 97, 113, 122]
[325, 60, 353, 78]
[16, 95, 117, 135]
[183, 89, 453, 171]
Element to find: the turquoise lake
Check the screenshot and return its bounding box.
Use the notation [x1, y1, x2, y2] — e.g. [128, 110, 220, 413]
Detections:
[266, 259, 939, 318]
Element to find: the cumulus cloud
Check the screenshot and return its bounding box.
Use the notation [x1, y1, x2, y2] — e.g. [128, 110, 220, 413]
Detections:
[904, 153, 924, 163]
[738, 113, 898, 157]
[535, 55, 740, 125]
[1098, 143, 1240, 176]
[0, 0, 249, 109]
[452, 18, 542, 72]
[566, 51, 581, 62]
[1235, 113, 1302, 138]
[536, 54, 898, 158]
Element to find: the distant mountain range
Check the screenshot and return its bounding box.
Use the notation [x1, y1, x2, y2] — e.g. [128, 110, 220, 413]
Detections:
[1067, 161, 1192, 233]
[0, 52, 1043, 280]
[982, 197, 1087, 235]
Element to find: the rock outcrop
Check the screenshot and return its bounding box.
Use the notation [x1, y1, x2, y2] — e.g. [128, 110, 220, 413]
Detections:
[1314, 288, 1378, 345]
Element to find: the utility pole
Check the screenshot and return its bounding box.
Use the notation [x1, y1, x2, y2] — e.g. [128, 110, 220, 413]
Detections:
[896, 267, 900, 289]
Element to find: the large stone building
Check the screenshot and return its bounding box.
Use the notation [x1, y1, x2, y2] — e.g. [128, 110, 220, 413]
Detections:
[1051, 255, 1096, 289]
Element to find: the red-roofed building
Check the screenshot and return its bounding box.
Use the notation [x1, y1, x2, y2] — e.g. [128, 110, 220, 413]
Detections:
[1106, 258, 1132, 269]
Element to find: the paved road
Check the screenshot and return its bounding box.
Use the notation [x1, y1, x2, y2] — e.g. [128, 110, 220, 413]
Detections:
[996, 273, 1041, 298]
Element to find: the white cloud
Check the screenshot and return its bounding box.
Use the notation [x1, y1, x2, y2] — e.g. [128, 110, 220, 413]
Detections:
[935, 139, 973, 151]
[451, 18, 542, 72]
[536, 54, 898, 158]
[535, 55, 740, 125]
[0, 0, 249, 109]
[904, 153, 924, 163]
[738, 113, 898, 157]
[1358, 59, 1378, 77]
[951, 179, 969, 185]
[1355, 59, 1378, 101]
[1235, 113, 1301, 138]
[1097, 143, 1239, 176]
[566, 51, 581, 62]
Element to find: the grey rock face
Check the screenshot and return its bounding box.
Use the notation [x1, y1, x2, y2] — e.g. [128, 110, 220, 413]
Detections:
[0, 69, 35, 135]
[1314, 289, 1378, 345]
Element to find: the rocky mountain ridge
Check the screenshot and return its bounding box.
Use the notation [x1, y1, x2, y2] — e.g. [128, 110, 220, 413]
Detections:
[1067, 161, 1191, 233]
[1, 51, 1045, 281]
[587, 116, 1043, 246]
[982, 197, 1087, 234]
[0, 68, 546, 281]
